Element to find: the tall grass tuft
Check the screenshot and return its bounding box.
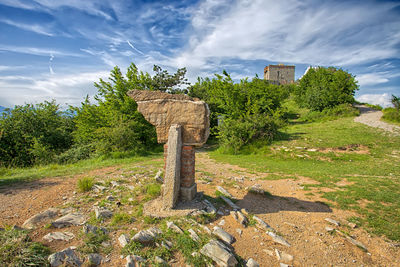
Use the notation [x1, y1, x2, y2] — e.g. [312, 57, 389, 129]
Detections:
[77, 176, 94, 192]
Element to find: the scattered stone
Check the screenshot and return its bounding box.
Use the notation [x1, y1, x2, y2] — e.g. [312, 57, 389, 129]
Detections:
[118, 234, 130, 248]
[236, 229, 243, 236]
[280, 263, 290, 267]
[166, 221, 184, 234]
[22, 208, 59, 229]
[213, 226, 235, 244]
[343, 234, 368, 251]
[246, 258, 259, 267]
[217, 186, 233, 198]
[219, 219, 226, 226]
[93, 185, 107, 193]
[231, 211, 248, 227]
[268, 232, 291, 247]
[325, 226, 335, 233]
[248, 184, 266, 195]
[59, 208, 74, 215]
[220, 196, 240, 210]
[83, 224, 107, 234]
[325, 218, 340, 226]
[253, 215, 275, 232]
[155, 170, 164, 184]
[200, 240, 238, 267]
[155, 256, 167, 264]
[94, 207, 113, 219]
[48, 247, 82, 267]
[87, 253, 102, 266]
[348, 222, 357, 229]
[263, 249, 274, 256]
[126, 255, 146, 267]
[203, 199, 217, 214]
[110, 181, 120, 187]
[275, 249, 294, 262]
[200, 225, 212, 234]
[106, 195, 115, 201]
[188, 228, 200, 242]
[43, 232, 75, 242]
[161, 240, 172, 250]
[132, 227, 162, 245]
[241, 208, 249, 215]
[51, 213, 86, 228]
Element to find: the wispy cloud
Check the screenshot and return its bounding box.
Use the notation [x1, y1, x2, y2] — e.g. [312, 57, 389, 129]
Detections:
[0, 18, 54, 36]
[0, 45, 84, 57]
[127, 40, 144, 55]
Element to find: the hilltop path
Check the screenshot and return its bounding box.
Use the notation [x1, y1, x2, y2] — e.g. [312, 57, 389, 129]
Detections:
[354, 105, 400, 135]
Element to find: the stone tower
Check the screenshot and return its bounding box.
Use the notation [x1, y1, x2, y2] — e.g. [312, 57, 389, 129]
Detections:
[264, 64, 295, 85]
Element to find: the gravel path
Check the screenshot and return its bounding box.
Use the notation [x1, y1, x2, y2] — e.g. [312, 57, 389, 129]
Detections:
[354, 105, 400, 135]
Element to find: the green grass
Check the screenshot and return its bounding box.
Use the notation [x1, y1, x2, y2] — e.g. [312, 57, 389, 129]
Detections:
[0, 152, 162, 187]
[77, 176, 94, 192]
[210, 114, 400, 241]
[0, 228, 51, 267]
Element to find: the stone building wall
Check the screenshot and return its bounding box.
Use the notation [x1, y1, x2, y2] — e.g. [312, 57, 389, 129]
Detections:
[264, 64, 295, 85]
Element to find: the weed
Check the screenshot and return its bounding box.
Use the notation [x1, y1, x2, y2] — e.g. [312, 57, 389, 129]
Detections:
[110, 212, 134, 226]
[144, 183, 161, 200]
[77, 176, 94, 192]
[79, 229, 110, 254]
[143, 216, 160, 225]
[0, 228, 51, 266]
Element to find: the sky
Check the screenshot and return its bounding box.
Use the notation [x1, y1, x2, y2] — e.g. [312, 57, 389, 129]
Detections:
[0, 0, 399, 108]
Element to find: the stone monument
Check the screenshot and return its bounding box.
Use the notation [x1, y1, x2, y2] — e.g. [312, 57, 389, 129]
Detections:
[128, 90, 210, 215]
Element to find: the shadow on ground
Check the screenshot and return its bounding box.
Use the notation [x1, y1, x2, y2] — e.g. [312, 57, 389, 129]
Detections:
[0, 179, 61, 194]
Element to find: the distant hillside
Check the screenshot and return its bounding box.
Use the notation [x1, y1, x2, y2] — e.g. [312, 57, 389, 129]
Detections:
[0, 106, 5, 113]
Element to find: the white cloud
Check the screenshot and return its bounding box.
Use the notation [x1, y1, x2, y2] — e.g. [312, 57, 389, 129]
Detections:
[0, 18, 54, 36]
[127, 40, 144, 55]
[0, 45, 83, 57]
[171, 0, 400, 71]
[356, 93, 392, 107]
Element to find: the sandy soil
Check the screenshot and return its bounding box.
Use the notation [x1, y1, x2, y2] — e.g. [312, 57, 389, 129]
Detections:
[0, 153, 399, 267]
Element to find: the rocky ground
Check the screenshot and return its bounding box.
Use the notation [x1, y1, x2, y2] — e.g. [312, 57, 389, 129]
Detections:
[354, 105, 400, 135]
[0, 151, 399, 267]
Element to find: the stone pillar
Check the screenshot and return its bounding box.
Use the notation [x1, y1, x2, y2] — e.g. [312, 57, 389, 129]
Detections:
[163, 144, 197, 202]
[163, 125, 182, 209]
[180, 145, 197, 201]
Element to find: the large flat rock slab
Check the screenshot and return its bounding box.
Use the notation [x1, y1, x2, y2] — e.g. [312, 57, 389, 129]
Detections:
[128, 90, 210, 145]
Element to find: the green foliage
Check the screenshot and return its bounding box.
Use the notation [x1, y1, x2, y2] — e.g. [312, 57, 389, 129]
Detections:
[391, 94, 400, 111]
[0, 228, 51, 267]
[77, 176, 94, 192]
[0, 100, 74, 167]
[189, 72, 289, 152]
[382, 107, 400, 123]
[110, 212, 134, 226]
[79, 229, 110, 254]
[295, 67, 359, 111]
[300, 104, 360, 122]
[365, 103, 383, 111]
[144, 183, 161, 200]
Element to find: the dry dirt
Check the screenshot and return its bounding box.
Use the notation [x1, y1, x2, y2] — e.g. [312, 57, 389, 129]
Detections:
[354, 105, 400, 135]
[0, 152, 399, 267]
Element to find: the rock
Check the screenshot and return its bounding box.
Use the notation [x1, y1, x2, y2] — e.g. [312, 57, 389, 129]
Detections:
[128, 90, 210, 146]
[161, 240, 172, 249]
[188, 228, 200, 242]
[281, 251, 294, 262]
[236, 229, 242, 236]
[216, 186, 233, 198]
[325, 226, 335, 232]
[246, 258, 259, 267]
[51, 213, 86, 228]
[155, 256, 167, 264]
[219, 219, 226, 226]
[43, 232, 75, 242]
[155, 170, 164, 184]
[106, 195, 115, 201]
[263, 249, 274, 256]
[110, 181, 120, 187]
[344, 235, 368, 251]
[231, 211, 248, 227]
[203, 199, 217, 214]
[93, 185, 107, 193]
[87, 253, 102, 266]
[200, 225, 212, 234]
[132, 227, 162, 245]
[220, 196, 240, 210]
[126, 255, 146, 267]
[200, 240, 238, 267]
[280, 263, 290, 267]
[248, 184, 266, 195]
[348, 222, 357, 229]
[48, 247, 82, 267]
[163, 124, 182, 209]
[94, 207, 113, 219]
[118, 234, 130, 248]
[268, 232, 291, 247]
[22, 208, 59, 229]
[213, 226, 235, 244]
[166, 221, 184, 234]
[253, 215, 275, 232]
[83, 224, 107, 234]
[325, 218, 340, 226]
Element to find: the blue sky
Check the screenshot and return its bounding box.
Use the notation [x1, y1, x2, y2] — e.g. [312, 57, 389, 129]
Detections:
[0, 0, 399, 108]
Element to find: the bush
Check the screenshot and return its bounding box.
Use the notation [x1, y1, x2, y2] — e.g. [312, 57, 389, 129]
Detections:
[295, 67, 359, 111]
[55, 144, 93, 164]
[77, 176, 94, 192]
[382, 107, 400, 123]
[301, 104, 360, 122]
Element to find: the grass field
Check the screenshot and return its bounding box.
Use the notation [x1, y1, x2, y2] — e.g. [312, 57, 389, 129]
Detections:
[210, 115, 400, 241]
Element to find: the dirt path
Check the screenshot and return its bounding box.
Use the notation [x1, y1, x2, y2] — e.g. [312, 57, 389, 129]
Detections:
[0, 154, 399, 266]
[354, 105, 400, 135]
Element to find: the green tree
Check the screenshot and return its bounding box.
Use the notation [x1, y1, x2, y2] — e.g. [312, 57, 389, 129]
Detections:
[72, 63, 189, 155]
[0, 101, 74, 166]
[295, 67, 359, 111]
